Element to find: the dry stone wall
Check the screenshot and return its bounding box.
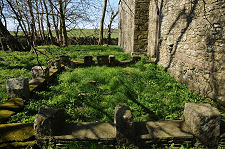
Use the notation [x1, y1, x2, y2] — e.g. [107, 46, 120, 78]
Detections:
[119, 0, 225, 106]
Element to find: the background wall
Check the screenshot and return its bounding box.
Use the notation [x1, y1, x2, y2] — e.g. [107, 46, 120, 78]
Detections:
[119, 0, 225, 106]
[118, 0, 149, 53]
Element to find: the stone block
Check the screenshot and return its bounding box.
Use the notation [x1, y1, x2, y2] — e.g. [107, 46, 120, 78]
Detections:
[84, 56, 94, 66]
[32, 66, 49, 80]
[59, 55, 70, 65]
[114, 105, 134, 145]
[109, 55, 117, 66]
[6, 78, 30, 100]
[184, 103, 220, 147]
[97, 55, 109, 65]
[34, 105, 65, 137]
[132, 56, 141, 63]
[48, 59, 61, 69]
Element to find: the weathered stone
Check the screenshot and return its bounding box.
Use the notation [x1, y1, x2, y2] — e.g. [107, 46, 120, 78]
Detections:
[48, 59, 61, 69]
[184, 103, 220, 147]
[97, 55, 109, 65]
[34, 105, 65, 137]
[119, 0, 225, 105]
[109, 55, 117, 66]
[59, 55, 70, 65]
[32, 66, 49, 80]
[132, 56, 141, 63]
[114, 105, 134, 145]
[6, 78, 30, 100]
[84, 56, 94, 66]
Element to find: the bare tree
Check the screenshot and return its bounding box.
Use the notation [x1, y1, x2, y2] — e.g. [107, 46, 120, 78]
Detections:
[58, 0, 68, 46]
[98, 0, 107, 45]
[27, 0, 37, 46]
[107, 0, 118, 45]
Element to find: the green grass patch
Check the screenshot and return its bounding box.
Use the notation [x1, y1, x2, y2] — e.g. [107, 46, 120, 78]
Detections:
[10, 29, 119, 38]
[0, 45, 128, 104]
[8, 57, 210, 123]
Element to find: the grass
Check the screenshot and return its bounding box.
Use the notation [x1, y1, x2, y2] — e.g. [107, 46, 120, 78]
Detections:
[10, 29, 119, 38]
[0, 45, 221, 124]
[0, 45, 127, 105]
[5, 51, 211, 123]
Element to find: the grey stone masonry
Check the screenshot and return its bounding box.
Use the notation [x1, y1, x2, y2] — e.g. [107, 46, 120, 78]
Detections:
[32, 66, 49, 80]
[84, 56, 95, 66]
[184, 103, 221, 147]
[114, 105, 134, 145]
[109, 55, 117, 66]
[60, 55, 70, 65]
[132, 56, 141, 63]
[34, 105, 65, 137]
[6, 78, 30, 100]
[48, 59, 61, 69]
[119, 0, 149, 53]
[97, 55, 109, 65]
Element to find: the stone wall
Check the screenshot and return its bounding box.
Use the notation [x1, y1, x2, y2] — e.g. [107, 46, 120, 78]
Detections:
[148, 0, 225, 106]
[119, 0, 225, 106]
[118, 0, 149, 53]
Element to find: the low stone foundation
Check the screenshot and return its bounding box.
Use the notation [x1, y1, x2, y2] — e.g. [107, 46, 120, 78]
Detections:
[33, 103, 224, 148]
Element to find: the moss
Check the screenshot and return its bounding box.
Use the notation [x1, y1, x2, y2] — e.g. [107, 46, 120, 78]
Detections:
[29, 84, 38, 92]
[0, 98, 24, 111]
[49, 68, 58, 77]
[0, 140, 36, 148]
[0, 110, 15, 121]
[0, 123, 34, 143]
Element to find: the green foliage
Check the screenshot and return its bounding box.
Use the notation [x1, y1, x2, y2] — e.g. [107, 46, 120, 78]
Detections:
[1, 45, 215, 124]
[8, 54, 210, 123]
[11, 29, 119, 38]
[0, 45, 130, 104]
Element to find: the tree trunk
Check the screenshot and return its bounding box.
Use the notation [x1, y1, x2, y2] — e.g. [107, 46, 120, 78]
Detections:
[27, 0, 37, 46]
[0, 20, 25, 51]
[108, 10, 118, 45]
[50, 0, 59, 43]
[35, 0, 43, 41]
[43, 0, 55, 44]
[98, 0, 107, 45]
[58, 0, 68, 46]
[40, 0, 46, 42]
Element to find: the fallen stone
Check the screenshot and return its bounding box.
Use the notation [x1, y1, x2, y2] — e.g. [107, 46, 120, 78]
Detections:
[184, 103, 221, 147]
[60, 55, 70, 65]
[32, 66, 49, 80]
[34, 105, 65, 137]
[84, 56, 95, 66]
[132, 56, 141, 63]
[114, 105, 134, 145]
[48, 59, 61, 69]
[97, 55, 109, 65]
[6, 78, 30, 100]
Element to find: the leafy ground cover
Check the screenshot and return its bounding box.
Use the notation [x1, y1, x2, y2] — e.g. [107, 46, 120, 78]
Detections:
[0, 45, 128, 105]
[4, 47, 212, 123]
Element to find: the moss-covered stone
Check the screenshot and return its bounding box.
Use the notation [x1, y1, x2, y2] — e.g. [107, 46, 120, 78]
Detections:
[0, 98, 24, 111]
[0, 109, 15, 121]
[0, 123, 34, 143]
